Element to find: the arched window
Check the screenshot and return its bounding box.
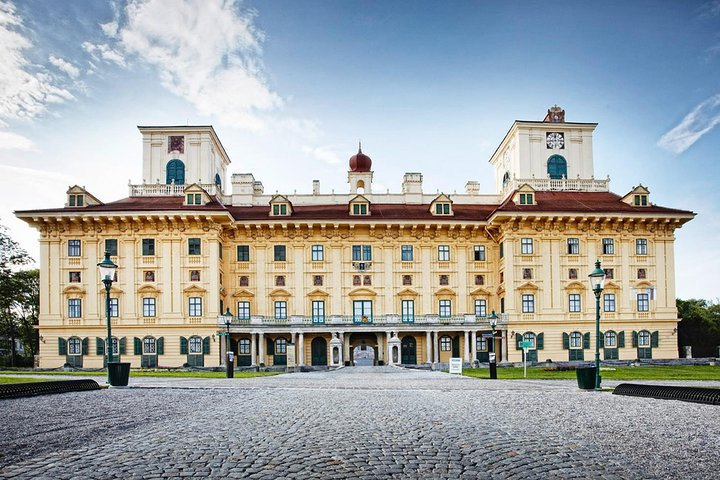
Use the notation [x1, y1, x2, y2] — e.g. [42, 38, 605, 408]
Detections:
[214, 173, 222, 189]
[189, 335, 202, 354]
[143, 336, 156, 354]
[68, 337, 82, 355]
[166, 159, 185, 185]
[638, 330, 651, 347]
[547, 155, 567, 179]
[569, 332, 582, 349]
[605, 331, 617, 348]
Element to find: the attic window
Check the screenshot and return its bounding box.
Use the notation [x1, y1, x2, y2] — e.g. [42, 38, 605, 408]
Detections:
[186, 193, 203, 205]
[519, 193, 534, 205]
[634, 194, 648, 206]
[68, 194, 84, 207]
[352, 203, 369, 215]
[272, 203, 289, 216]
[435, 203, 451, 215]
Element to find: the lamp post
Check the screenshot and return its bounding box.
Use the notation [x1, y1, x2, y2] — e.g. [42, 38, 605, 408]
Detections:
[588, 260, 607, 391]
[97, 251, 118, 385]
[488, 310, 498, 380]
[223, 308, 234, 378]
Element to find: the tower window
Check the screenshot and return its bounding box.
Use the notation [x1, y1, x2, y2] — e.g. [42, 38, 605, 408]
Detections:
[166, 159, 185, 185]
[547, 155, 567, 180]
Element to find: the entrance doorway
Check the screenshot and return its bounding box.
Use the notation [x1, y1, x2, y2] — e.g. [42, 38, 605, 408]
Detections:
[311, 337, 327, 366]
[401, 336, 417, 364]
[353, 345, 375, 366]
[349, 332, 379, 366]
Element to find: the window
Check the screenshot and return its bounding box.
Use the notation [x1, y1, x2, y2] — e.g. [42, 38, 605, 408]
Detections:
[275, 276, 285, 287]
[237, 245, 250, 262]
[473, 245, 486, 261]
[523, 332, 536, 349]
[274, 245, 286, 262]
[109, 298, 118, 317]
[142, 239, 155, 256]
[311, 245, 324, 261]
[637, 293, 649, 312]
[68, 299, 81, 318]
[237, 301, 250, 320]
[186, 193, 203, 205]
[402, 275, 412, 285]
[401, 245, 413, 261]
[190, 270, 200, 281]
[521, 238, 533, 255]
[440, 336, 452, 351]
[275, 338, 287, 354]
[312, 300, 325, 323]
[475, 299, 487, 317]
[68, 337, 82, 355]
[602, 238, 614, 255]
[189, 297, 202, 316]
[353, 300, 372, 321]
[352, 245, 372, 261]
[637, 268, 647, 280]
[143, 298, 156, 317]
[567, 238, 579, 254]
[313, 275, 323, 286]
[363, 275, 372, 286]
[638, 330, 651, 347]
[272, 203, 288, 216]
[69, 271, 81, 283]
[474, 275, 484, 286]
[435, 203, 451, 215]
[569, 332, 582, 349]
[238, 276, 249, 287]
[604, 268, 614, 279]
[604, 293, 616, 312]
[438, 245, 450, 261]
[522, 268, 532, 280]
[401, 300, 414, 322]
[68, 240, 81, 257]
[519, 193, 534, 205]
[352, 203, 368, 215]
[239, 338, 251, 354]
[636, 239, 648, 255]
[522, 294, 535, 313]
[569, 294, 581, 312]
[188, 238, 201, 255]
[499, 242, 504, 258]
[143, 337, 156, 354]
[189, 336, 202, 354]
[476, 336, 487, 351]
[547, 154, 567, 179]
[105, 239, 118, 256]
[439, 275, 449, 286]
[68, 194, 84, 207]
[274, 301, 287, 319]
[569, 268, 578, 280]
[634, 195, 648, 206]
[605, 331, 617, 348]
[439, 299, 451, 318]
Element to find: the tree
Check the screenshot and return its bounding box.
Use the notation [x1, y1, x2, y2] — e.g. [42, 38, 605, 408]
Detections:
[677, 299, 720, 358]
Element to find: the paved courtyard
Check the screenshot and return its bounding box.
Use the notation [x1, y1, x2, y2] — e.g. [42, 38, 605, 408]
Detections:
[1, 367, 718, 479]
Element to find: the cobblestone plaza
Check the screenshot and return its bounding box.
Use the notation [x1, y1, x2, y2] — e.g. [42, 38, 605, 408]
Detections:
[1, 368, 718, 479]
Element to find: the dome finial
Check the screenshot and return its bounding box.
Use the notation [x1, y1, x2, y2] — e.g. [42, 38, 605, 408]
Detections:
[358, 140, 362, 153]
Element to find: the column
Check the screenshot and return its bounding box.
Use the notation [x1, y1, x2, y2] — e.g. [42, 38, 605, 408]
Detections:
[433, 330, 439, 365]
[251, 333, 257, 366]
[258, 332, 265, 366]
[298, 332, 304, 366]
[385, 331, 392, 365]
[464, 330, 470, 362]
[471, 331, 477, 363]
[289, 331, 296, 365]
[426, 331, 432, 364]
[344, 332, 351, 364]
[501, 331, 508, 362]
[338, 331, 344, 364]
[376, 332, 384, 363]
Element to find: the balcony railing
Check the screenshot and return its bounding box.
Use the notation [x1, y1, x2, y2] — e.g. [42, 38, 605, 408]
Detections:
[502, 176, 610, 195]
[217, 313, 510, 328]
[128, 182, 223, 197]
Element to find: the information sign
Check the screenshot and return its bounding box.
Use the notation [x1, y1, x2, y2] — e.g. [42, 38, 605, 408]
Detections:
[449, 357, 463, 374]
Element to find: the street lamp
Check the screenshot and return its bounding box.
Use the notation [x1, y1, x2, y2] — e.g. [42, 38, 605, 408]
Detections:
[488, 310, 498, 379]
[97, 251, 118, 385]
[588, 260, 607, 391]
[223, 307, 234, 378]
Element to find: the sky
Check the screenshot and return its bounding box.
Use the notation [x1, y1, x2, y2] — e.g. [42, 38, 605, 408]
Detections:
[1, 0, 719, 300]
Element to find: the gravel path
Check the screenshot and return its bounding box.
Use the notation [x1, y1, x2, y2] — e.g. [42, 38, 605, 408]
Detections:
[0, 367, 718, 479]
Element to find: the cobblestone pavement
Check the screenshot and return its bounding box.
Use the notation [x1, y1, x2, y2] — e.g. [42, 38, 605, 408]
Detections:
[1, 367, 718, 479]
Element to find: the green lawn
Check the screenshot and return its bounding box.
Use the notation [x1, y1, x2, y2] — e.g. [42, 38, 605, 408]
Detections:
[0, 376, 56, 384]
[0, 370, 283, 379]
[460, 365, 720, 381]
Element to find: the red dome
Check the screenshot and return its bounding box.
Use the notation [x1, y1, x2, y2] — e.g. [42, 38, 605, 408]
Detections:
[349, 144, 372, 172]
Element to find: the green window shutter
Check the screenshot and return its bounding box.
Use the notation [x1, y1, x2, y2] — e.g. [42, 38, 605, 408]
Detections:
[632, 331, 638, 348]
[58, 337, 67, 355]
[536, 333, 544, 350]
[267, 337, 275, 355]
[82, 337, 89, 356]
[618, 331, 625, 348]
[120, 337, 127, 355]
[515, 333, 522, 350]
[134, 337, 142, 355]
[180, 336, 188, 355]
[202, 336, 210, 354]
[96, 338, 105, 355]
[651, 331, 659, 348]
[157, 337, 164, 355]
[562, 333, 569, 350]
[583, 332, 591, 349]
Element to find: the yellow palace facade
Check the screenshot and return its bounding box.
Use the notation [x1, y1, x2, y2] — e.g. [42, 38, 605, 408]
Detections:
[16, 107, 694, 369]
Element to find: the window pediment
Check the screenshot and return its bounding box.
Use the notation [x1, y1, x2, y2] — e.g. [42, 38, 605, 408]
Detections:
[183, 284, 207, 294]
[63, 285, 86, 295]
[518, 281, 539, 291]
[469, 287, 491, 296]
[138, 284, 161, 294]
[348, 287, 376, 297]
[434, 287, 456, 297]
[307, 288, 329, 297]
[269, 288, 291, 297]
[397, 288, 419, 297]
[232, 288, 255, 298]
[564, 281, 586, 290]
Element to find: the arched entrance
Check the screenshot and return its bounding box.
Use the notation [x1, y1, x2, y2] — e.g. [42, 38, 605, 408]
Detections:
[349, 332, 378, 366]
[353, 345, 375, 366]
[401, 336, 417, 365]
[311, 337, 327, 366]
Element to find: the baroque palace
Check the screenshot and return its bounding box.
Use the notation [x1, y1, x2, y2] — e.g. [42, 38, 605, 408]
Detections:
[16, 107, 694, 369]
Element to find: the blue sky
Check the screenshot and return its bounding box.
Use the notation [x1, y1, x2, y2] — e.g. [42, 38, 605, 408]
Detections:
[1, 0, 719, 299]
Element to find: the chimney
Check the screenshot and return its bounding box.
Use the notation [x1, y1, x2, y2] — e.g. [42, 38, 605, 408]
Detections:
[313, 180, 320, 195]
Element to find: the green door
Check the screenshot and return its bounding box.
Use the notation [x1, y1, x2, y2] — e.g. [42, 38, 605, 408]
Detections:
[452, 336, 460, 357]
[311, 337, 327, 366]
[401, 336, 417, 365]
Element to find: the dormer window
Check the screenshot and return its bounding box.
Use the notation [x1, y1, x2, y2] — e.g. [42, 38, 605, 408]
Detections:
[353, 203, 368, 215]
[68, 194, 84, 207]
[622, 185, 651, 207]
[186, 193, 203, 205]
[435, 203, 451, 215]
[273, 203, 289, 216]
[66, 186, 101, 208]
[269, 195, 293, 217]
[349, 194, 370, 216]
[513, 185, 537, 206]
[519, 193, 534, 205]
[634, 194, 648, 206]
[430, 194, 453, 216]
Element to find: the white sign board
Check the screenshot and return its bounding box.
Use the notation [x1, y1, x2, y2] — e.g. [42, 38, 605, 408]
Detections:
[449, 357, 463, 374]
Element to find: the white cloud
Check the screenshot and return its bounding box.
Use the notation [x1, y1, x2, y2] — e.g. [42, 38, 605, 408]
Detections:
[657, 94, 720, 154]
[0, 130, 34, 151]
[103, 0, 281, 131]
[302, 145, 343, 165]
[81, 41, 126, 67]
[0, 1, 75, 125]
[48, 55, 80, 78]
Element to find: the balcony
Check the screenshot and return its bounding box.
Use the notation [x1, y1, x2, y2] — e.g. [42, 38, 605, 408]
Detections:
[129, 182, 223, 197]
[502, 176, 610, 195]
[217, 313, 510, 329]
